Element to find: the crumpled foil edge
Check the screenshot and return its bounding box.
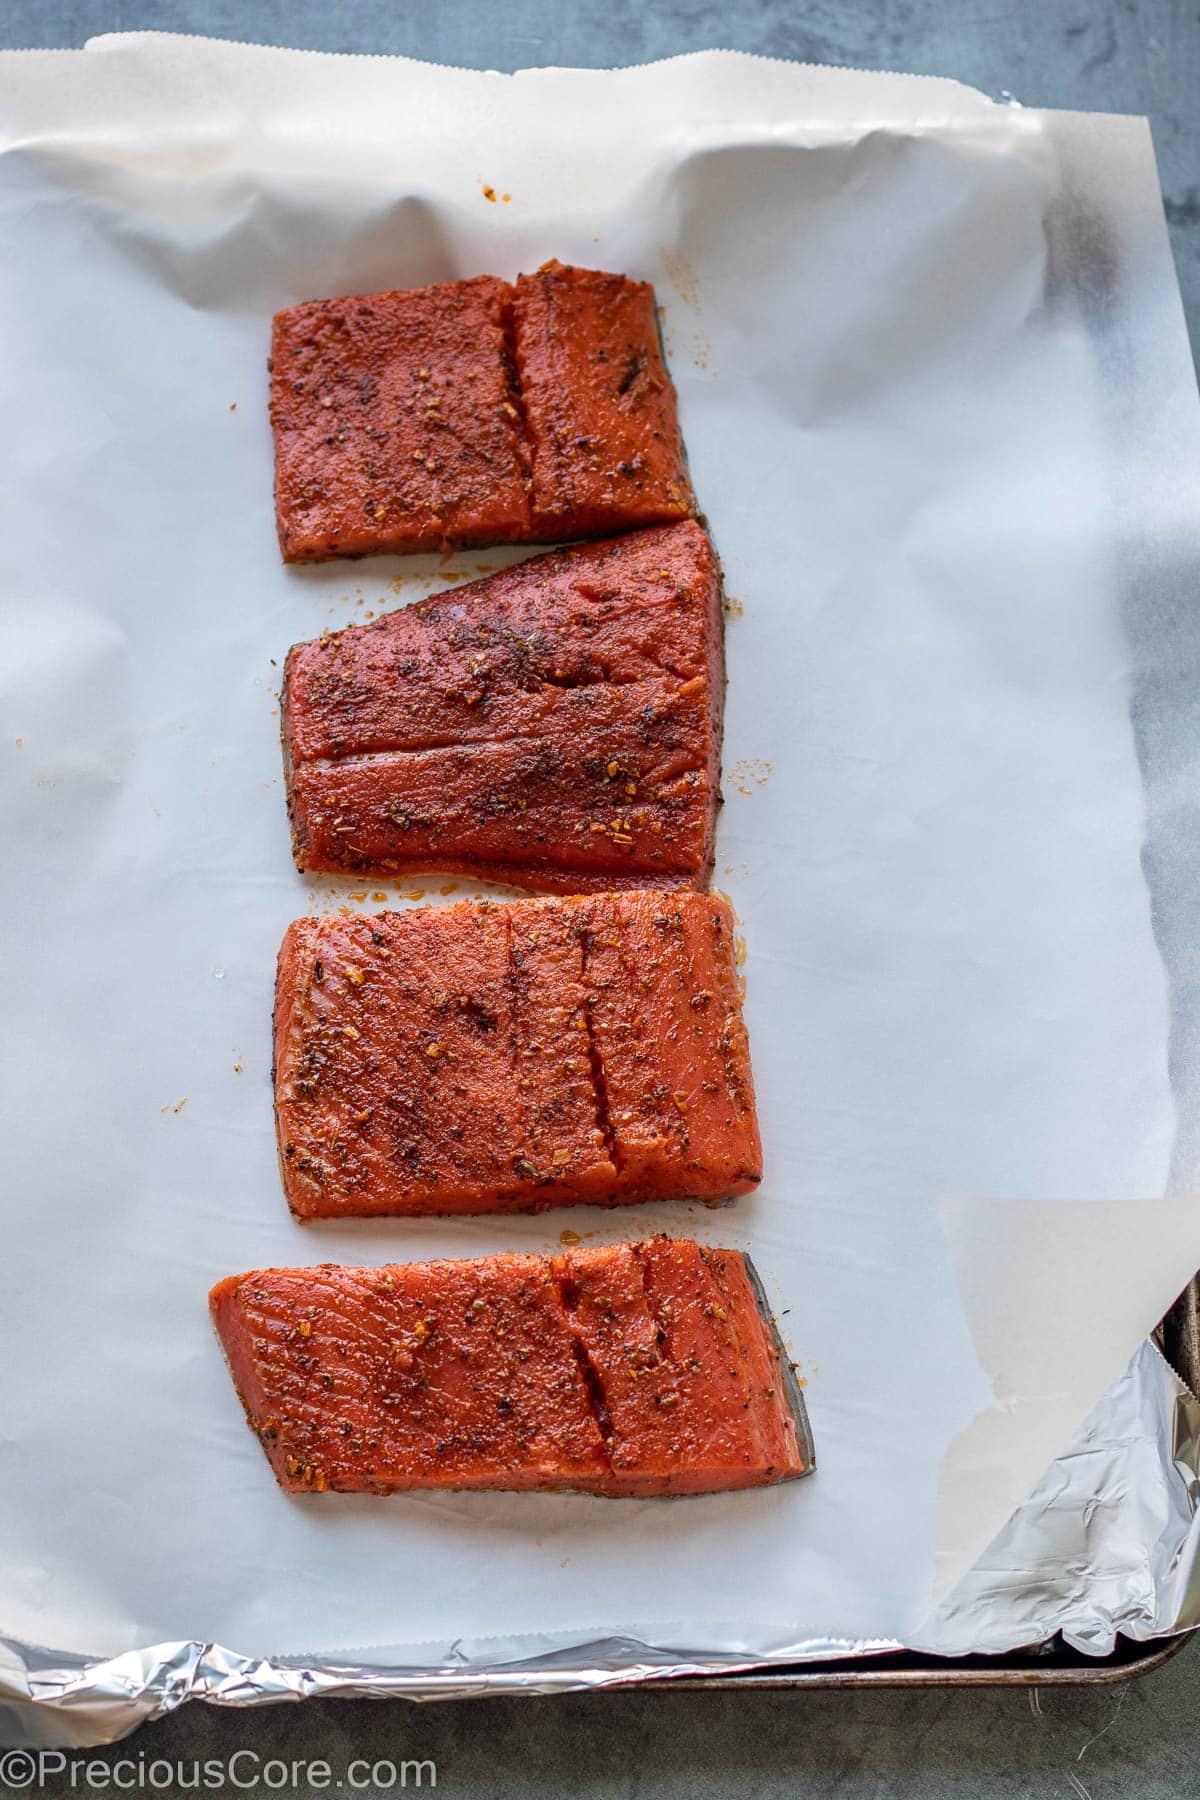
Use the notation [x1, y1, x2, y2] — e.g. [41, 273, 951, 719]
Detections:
[3, 1338, 1197, 1749]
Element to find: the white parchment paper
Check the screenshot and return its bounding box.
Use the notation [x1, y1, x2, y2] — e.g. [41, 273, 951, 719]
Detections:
[3, 34, 1200, 1682]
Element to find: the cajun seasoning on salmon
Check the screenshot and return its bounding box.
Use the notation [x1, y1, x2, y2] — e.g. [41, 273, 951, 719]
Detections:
[209, 1238, 813, 1497]
[512, 260, 693, 538]
[268, 264, 692, 561]
[274, 891, 761, 1218]
[270, 276, 531, 562]
[283, 520, 723, 893]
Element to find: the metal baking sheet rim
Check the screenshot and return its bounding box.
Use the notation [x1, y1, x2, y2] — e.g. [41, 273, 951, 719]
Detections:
[1, 1610, 1194, 1749]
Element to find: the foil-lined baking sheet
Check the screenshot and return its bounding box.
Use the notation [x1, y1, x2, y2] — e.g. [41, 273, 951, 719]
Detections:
[2, 34, 1200, 1746]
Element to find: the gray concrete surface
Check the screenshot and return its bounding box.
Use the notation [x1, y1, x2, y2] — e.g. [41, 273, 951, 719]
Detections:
[2, 1, 1198, 1791]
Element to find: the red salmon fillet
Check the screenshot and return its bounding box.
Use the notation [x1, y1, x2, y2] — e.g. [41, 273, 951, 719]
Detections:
[268, 264, 692, 561]
[209, 1239, 812, 1497]
[512, 261, 693, 538]
[274, 891, 761, 1218]
[270, 277, 531, 562]
[283, 520, 723, 893]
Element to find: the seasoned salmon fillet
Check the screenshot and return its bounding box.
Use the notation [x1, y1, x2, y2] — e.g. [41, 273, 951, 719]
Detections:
[270, 276, 531, 562]
[210, 1239, 813, 1497]
[512, 261, 693, 538]
[274, 891, 760, 1218]
[283, 520, 723, 893]
[268, 265, 692, 561]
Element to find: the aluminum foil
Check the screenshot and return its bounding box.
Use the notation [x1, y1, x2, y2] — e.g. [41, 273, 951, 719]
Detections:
[2, 1341, 1196, 1746]
[3, 35, 1200, 1746]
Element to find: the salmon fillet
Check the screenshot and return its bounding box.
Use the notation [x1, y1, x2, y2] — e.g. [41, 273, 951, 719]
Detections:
[512, 261, 693, 538]
[270, 277, 531, 562]
[283, 520, 723, 893]
[209, 1238, 813, 1497]
[274, 891, 760, 1218]
[269, 264, 692, 561]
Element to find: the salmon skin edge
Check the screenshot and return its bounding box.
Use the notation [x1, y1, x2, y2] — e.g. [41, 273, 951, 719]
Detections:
[740, 1252, 817, 1481]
